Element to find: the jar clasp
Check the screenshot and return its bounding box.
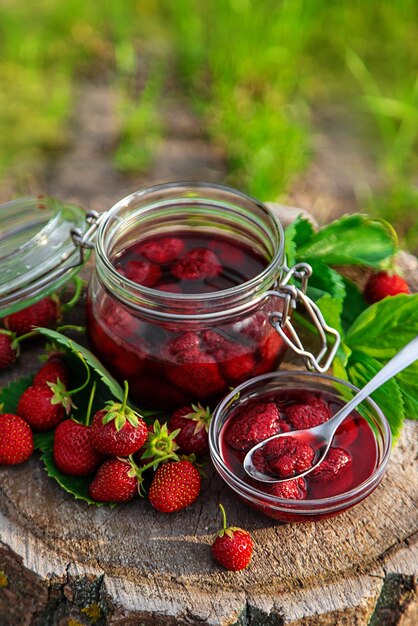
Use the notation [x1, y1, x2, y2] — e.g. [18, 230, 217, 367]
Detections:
[70, 210, 102, 263]
[268, 263, 341, 373]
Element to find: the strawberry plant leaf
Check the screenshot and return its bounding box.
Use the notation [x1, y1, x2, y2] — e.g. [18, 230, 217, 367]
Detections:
[296, 214, 397, 267]
[395, 363, 418, 421]
[340, 277, 368, 334]
[285, 215, 315, 267]
[0, 375, 33, 413]
[346, 294, 418, 359]
[39, 446, 112, 507]
[33, 431, 54, 450]
[346, 350, 405, 440]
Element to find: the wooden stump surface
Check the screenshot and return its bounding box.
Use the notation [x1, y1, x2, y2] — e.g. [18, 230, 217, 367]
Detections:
[0, 206, 417, 626]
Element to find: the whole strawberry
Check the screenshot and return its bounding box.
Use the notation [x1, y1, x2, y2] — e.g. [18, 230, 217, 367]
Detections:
[211, 504, 253, 571]
[17, 380, 71, 431]
[33, 355, 69, 388]
[168, 403, 212, 456]
[89, 458, 139, 503]
[0, 331, 19, 371]
[364, 271, 410, 304]
[53, 419, 103, 476]
[3, 295, 60, 334]
[148, 460, 201, 513]
[224, 402, 285, 453]
[172, 248, 222, 281]
[139, 236, 185, 264]
[0, 413, 34, 465]
[90, 382, 148, 456]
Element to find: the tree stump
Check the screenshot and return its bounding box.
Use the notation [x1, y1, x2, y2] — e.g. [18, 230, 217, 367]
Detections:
[0, 207, 417, 626]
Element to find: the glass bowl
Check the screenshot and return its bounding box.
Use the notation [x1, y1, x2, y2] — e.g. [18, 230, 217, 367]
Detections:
[209, 371, 392, 522]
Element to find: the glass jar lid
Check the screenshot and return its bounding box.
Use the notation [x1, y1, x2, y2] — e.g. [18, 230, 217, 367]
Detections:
[0, 196, 93, 316]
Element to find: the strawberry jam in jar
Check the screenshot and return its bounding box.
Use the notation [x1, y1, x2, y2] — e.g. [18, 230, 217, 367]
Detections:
[86, 183, 339, 410]
[209, 371, 391, 522]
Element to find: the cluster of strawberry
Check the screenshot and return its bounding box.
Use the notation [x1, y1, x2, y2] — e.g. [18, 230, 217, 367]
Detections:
[224, 395, 352, 499]
[0, 296, 60, 371]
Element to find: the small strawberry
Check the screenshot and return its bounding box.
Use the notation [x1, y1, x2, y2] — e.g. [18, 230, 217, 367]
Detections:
[139, 237, 185, 264]
[90, 382, 148, 456]
[224, 402, 284, 453]
[311, 447, 351, 477]
[0, 413, 34, 465]
[3, 295, 60, 334]
[53, 419, 104, 476]
[0, 331, 19, 371]
[171, 248, 222, 281]
[364, 270, 410, 304]
[216, 342, 256, 383]
[33, 355, 69, 388]
[124, 260, 161, 287]
[89, 458, 139, 503]
[248, 476, 307, 500]
[148, 459, 201, 512]
[211, 504, 253, 571]
[167, 332, 201, 356]
[285, 396, 331, 430]
[261, 436, 315, 478]
[168, 404, 212, 456]
[166, 349, 225, 401]
[17, 380, 72, 431]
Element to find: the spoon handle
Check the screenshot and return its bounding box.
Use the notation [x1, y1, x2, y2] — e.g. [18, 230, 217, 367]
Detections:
[332, 335, 418, 428]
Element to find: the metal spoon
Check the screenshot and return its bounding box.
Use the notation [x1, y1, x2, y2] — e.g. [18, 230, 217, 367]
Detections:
[243, 335, 418, 483]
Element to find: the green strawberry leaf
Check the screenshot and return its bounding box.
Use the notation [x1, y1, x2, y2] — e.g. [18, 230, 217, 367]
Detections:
[0, 375, 33, 413]
[395, 362, 418, 421]
[39, 446, 111, 507]
[296, 214, 397, 267]
[346, 350, 405, 440]
[285, 215, 315, 267]
[305, 261, 346, 333]
[340, 277, 368, 334]
[345, 294, 418, 359]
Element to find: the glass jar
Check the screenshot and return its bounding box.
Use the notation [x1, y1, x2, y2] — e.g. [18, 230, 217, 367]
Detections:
[0, 196, 94, 316]
[85, 183, 340, 410]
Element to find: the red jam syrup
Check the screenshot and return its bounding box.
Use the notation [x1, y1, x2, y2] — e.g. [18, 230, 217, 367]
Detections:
[86, 231, 287, 409]
[220, 390, 378, 500]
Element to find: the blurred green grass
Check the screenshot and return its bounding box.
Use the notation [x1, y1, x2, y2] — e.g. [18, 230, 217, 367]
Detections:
[0, 1, 417, 250]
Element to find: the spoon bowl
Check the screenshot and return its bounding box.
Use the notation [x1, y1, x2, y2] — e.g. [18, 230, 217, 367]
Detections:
[244, 335, 418, 484]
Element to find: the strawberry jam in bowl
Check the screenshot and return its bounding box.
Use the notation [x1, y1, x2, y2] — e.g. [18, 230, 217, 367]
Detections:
[86, 183, 339, 410]
[209, 371, 391, 522]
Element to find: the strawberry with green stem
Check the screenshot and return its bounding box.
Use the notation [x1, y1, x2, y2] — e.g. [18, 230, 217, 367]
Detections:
[148, 458, 202, 513]
[53, 381, 104, 476]
[140, 420, 180, 469]
[168, 403, 212, 456]
[90, 381, 148, 456]
[17, 351, 90, 431]
[0, 329, 42, 371]
[211, 504, 253, 571]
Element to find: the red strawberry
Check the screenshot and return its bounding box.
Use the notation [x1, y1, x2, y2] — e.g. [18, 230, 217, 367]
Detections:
[0, 331, 19, 371]
[90, 383, 148, 456]
[211, 504, 253, 571]
[248, 476, 307, 500]
[17, 381, 71, 431]
[89, 458, 139, 503]
[286, 396, 331, 430]
[33, 356, 69, 387]
[124, 260, 161, 287]
[261, 436, 315, 478]
[171, 248, 222, 280]
[200, 329, 224, 352]
[3, 295, 60, 334]
[139, 237, 185, 264]
[216, 342, 256, 383]
[100, 298, 139, 337]
[148, 460, 201, 512]
[169, 404, 212, 456]
[167, 332, 201, 356]
[364, 271, 410, 304]
[166, 349, 225, 401]
[0, 414, 33, 465]
[311, 447, 351, 477]
[224, 402, 284, 453]
[53, 419, 104, 476]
